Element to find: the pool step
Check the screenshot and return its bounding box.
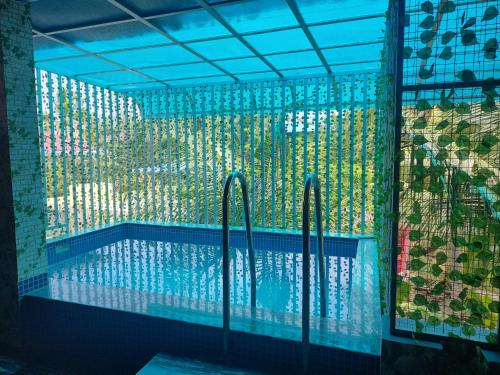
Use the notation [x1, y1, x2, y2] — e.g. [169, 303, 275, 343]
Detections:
[138, 353, 262, 374]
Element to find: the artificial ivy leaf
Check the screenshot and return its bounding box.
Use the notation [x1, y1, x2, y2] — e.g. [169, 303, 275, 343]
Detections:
[492, 276, 500, 289]
[413, 117, 427, 129]
[429, 180, 444, 194]
[416, 99, 432, 111]
[448, 270, 462, 281]
[444, 315, 460, 327]
[441, 31, 456, 45]
[472, 216, 488, 229]
[456, 253, 468, 263]
[410, 258, 426, 271]
[455, 149, 469, 160]
[413, 134, 429, 145]
[431, 282, 445, 296]
[420, 15, 435, 29]
[473, 143, 492, 155]
[437, 134, 452, 147]
[458, 288, 469, 301]
[481, 98, 498, 112]
[482, 6, 499, 21]
[410, 230, 423, 241]
[413, 294, 428, 306]
[483, 38, 498, 60]
[421, 1, 433, 14]
[452, 236, 467, 247]
[435, 119, 449, 130]
[396, 305, 406, 317]
[420, 30, 436, 44]
[456, 119, 471, 132]
[411, 180, 424, 192]
[486, 333, 498, 344]
[461, 29, 478, 46]
[455, 134, 470, 148]
[428, 300, 440, 312]
[456, 69, 477, 82]
[462, 273, 483, 287]
[450, 299, 465, 311]
[440, 1, 456, 13]
[431, 264, 443, 277]
[419, 64, 435, 79]
[461, 17, 476, 30]
[410, 246, 426, 257]
[467, 313, 483, 326]
[410, 276, 426, 287]
[408, 212, 422, 224]
[436, 252, 447, 265]
[403, 46, 413, 59]
[477, 249, 493, 262]
[489, 301, 499, 313]
[438, 46, 453, 60]
[455, 102, 471, 114]
[416, 46, 432, 59]
[405, 14, 410, 27]
[481, 133, 499, 147]
[435, 148, 449, 161]
[427, 316, 441, 326]
[462, 324, 476, 337]
[414, 148, 427, 160]
[408, 310, 423, 321]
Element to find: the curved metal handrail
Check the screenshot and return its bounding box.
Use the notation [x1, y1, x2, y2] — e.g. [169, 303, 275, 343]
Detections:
[222, 171, 256, 355]
[302, 173, 326, 372]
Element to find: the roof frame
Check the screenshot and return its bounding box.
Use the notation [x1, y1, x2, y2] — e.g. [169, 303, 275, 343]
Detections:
[195, 0, 283, 78]
[32, 0, 252, 36]
[105, 59, 380, 89]
[104, 0, 238, 82]
[69, 39, 383, 78]
[284, 0, 331, 74]
[32, 28, 168, 87]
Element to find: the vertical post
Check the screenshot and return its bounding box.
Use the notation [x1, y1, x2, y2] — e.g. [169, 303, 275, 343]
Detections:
[389, 0, 406, 337]
[0, 36, 20, 348]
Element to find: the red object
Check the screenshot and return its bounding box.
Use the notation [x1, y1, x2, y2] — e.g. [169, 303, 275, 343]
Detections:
[397, 225, 410, 275]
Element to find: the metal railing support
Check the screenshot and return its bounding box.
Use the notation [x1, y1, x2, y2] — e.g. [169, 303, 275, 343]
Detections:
[302, 173, 326, 372]
[222, 171, 256, 355]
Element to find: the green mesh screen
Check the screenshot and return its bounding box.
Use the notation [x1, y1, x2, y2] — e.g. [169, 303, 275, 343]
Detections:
[35, 70, 378, 238]
[392, 0, 499, 345]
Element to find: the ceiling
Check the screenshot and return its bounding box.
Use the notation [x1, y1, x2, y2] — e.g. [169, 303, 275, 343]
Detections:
[31, 0, 387, 90]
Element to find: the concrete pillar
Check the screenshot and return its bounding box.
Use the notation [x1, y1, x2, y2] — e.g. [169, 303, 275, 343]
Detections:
[0, 0, 47, 348]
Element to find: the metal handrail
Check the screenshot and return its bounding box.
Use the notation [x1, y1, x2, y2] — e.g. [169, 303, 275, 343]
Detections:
[302, 173, 326, 372]
[222, 171, 256, 355]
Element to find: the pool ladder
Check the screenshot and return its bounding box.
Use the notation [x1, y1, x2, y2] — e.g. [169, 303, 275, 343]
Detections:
[302, 173, 326, 372]
[222, 171, 256, 355]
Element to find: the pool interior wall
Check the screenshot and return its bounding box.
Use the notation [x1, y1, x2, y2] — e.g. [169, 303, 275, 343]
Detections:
[20, 223, 381, 374]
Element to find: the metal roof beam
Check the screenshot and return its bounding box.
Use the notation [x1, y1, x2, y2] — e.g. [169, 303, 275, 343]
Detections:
[284, 0, 331, 75]
[53, 40, 383, 77]
[106, 59, 379, 89]
[105, 0, 238, 82]
[32, 0, 251, 36]
[195, 0, 283, 78]
[32, 29, 168, 88]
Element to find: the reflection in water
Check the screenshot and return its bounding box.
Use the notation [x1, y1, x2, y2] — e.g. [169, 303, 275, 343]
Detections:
[50, 239, 354, 320]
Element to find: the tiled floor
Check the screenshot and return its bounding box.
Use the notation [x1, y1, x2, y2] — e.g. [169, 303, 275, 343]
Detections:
[0, 355, 63, 375]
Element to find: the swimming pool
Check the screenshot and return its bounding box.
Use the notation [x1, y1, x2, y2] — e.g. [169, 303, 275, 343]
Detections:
[24, 223, 381, 372]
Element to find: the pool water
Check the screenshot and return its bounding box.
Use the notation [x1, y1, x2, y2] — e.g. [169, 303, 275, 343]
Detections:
[49, 239, 354, 320]
[32, 227, 381, 356]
